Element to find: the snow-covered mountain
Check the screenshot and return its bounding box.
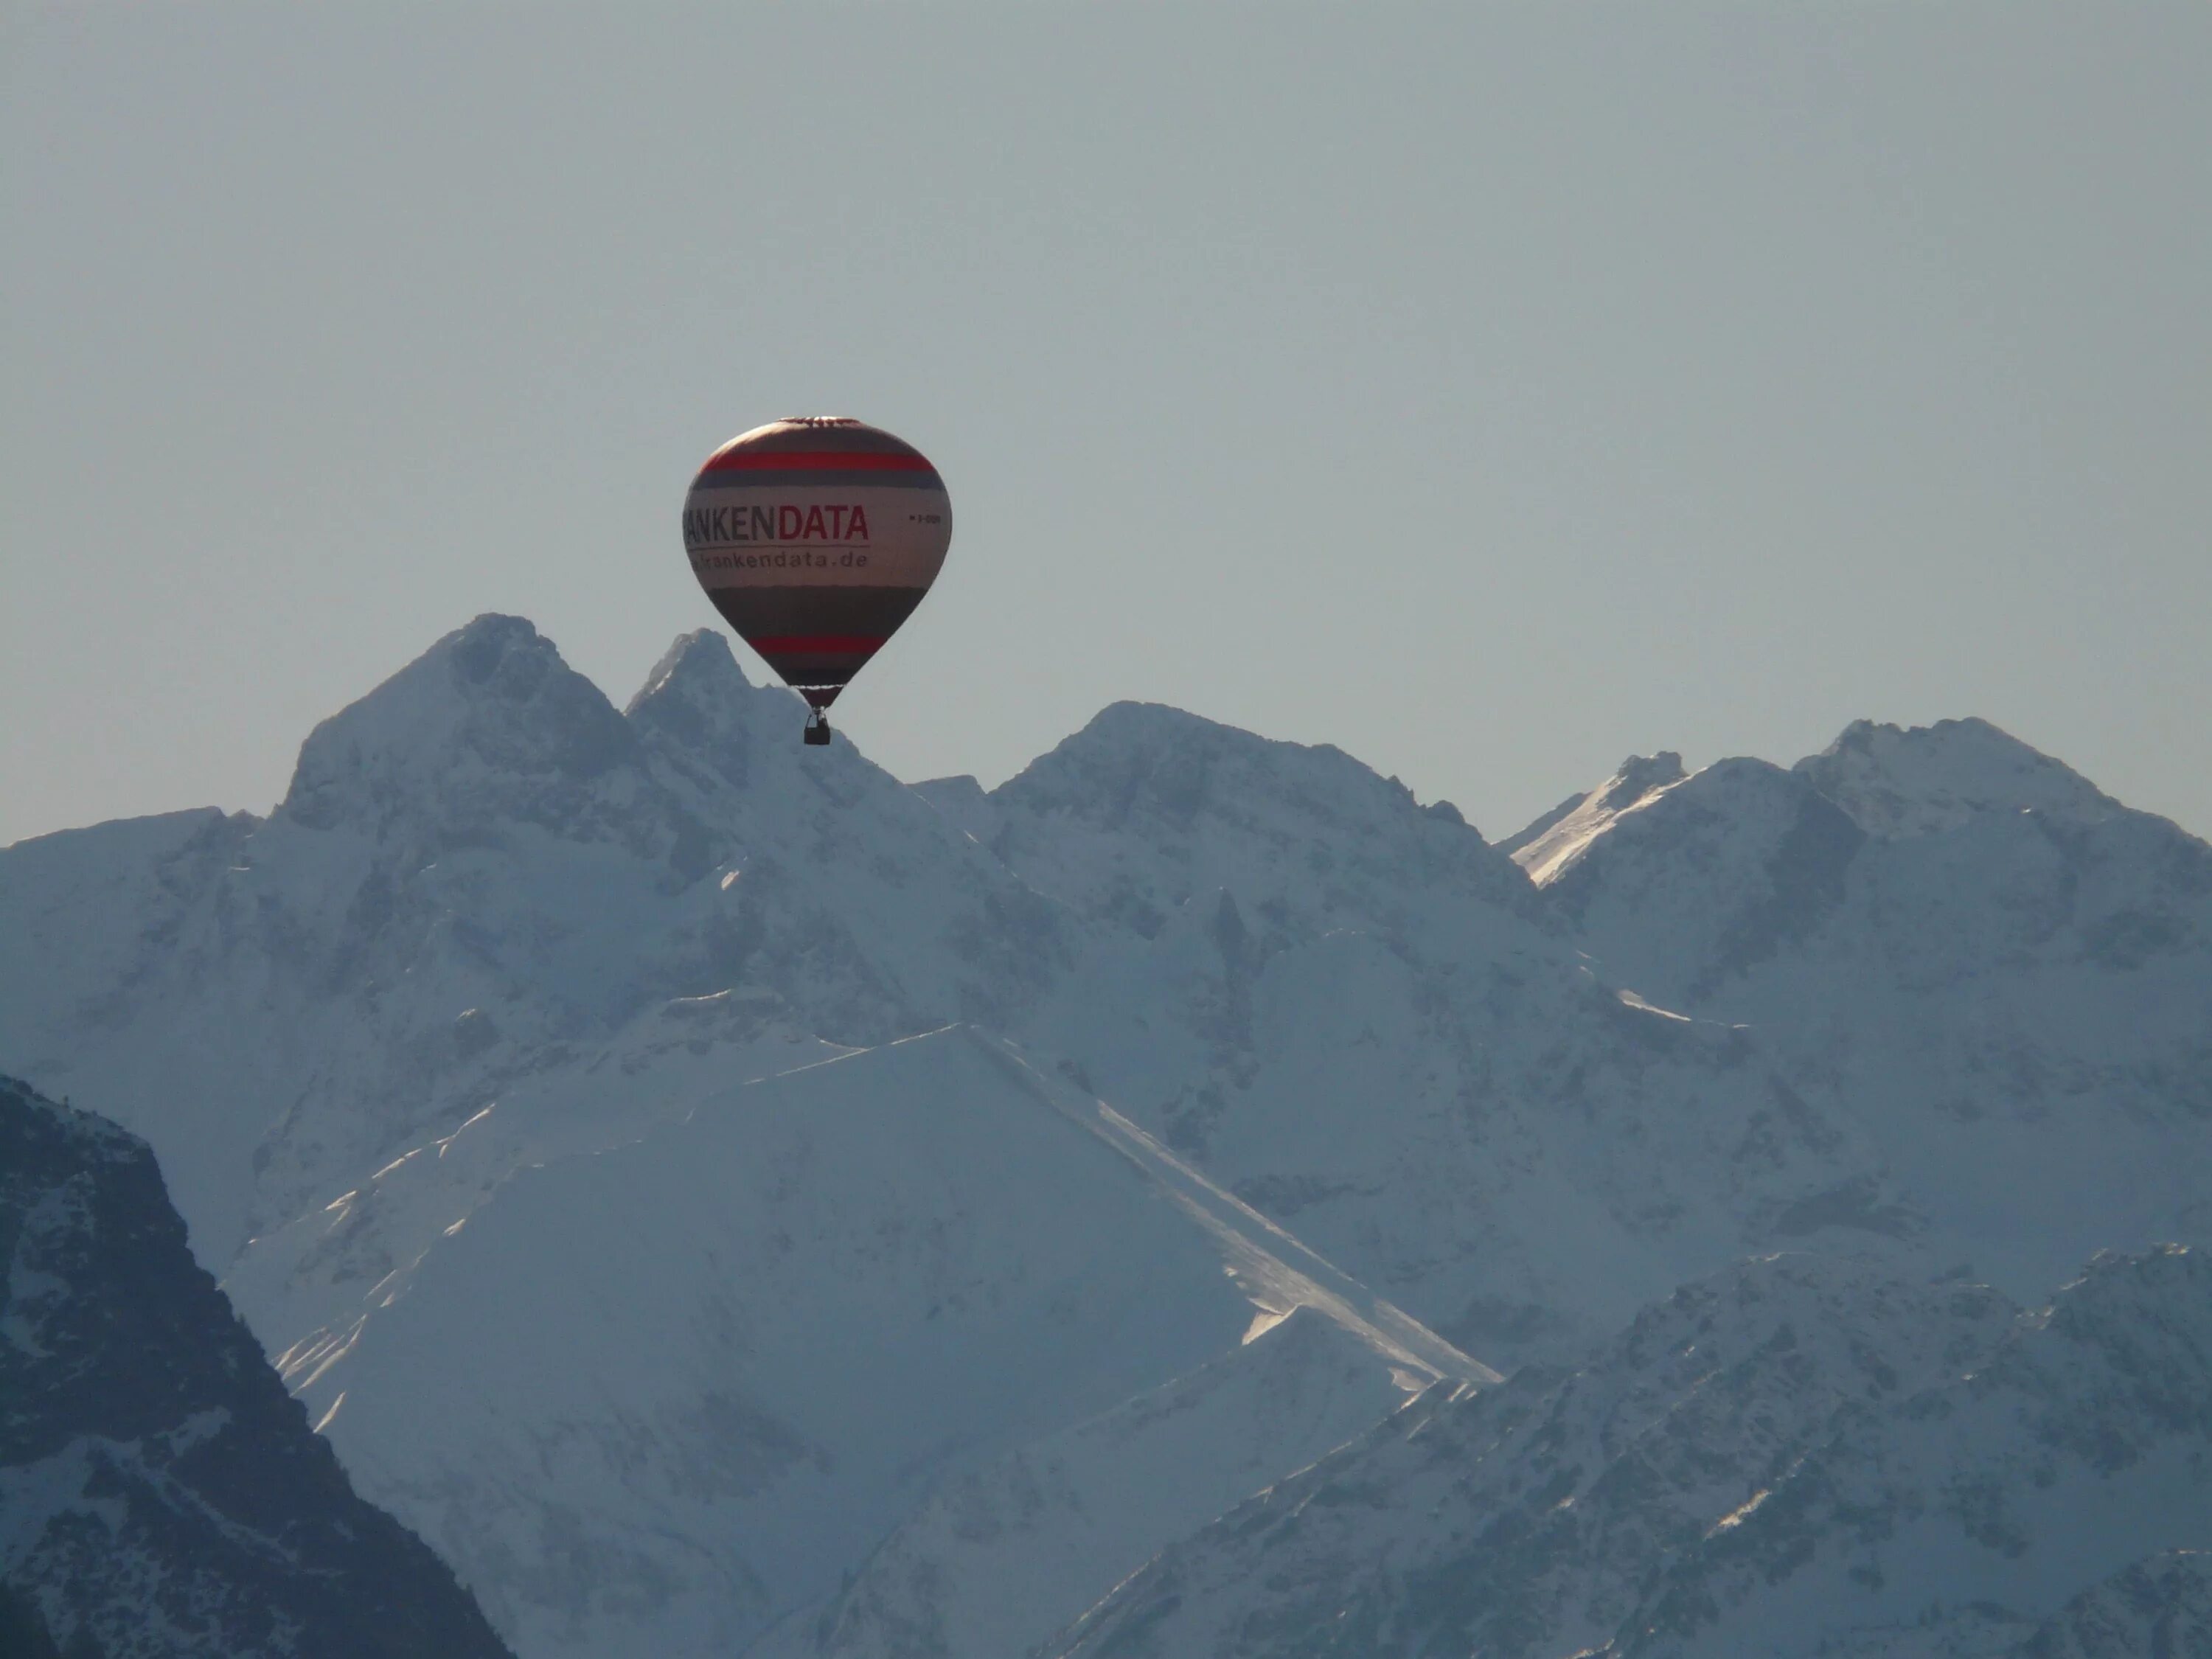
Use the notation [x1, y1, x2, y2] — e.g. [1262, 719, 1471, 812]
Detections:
[969, 706, 1893, 1362]
[1046, 1247, 2212, 1659]
[1516, 726, 2212, 1306]
[4, 615, 2208, 1659]
[1044, 1251, 2014, 1657]
[1795, 717, 2124, 840]
[240, 1025, 1481, 1659]
[0, 618, 1067, 1267]
[0, 1075, 512, 1659]
[1616, 1245, 2212, 1658]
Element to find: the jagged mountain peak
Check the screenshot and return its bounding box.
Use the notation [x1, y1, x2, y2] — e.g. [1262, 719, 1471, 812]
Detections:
[1528, 755, 1865, 1000]
[1795, 715, 2121, 839]
[1506, 750, 1688, 880]
[622, 627, 783, 791]
[1520, 713, 2127, 896]
[625, 626, 754, 715]
[1519, 717, 2208, 1018]
[1001, 700, 1439, 829]
[279, 613, 639, 835]
[990, 699, 1536, 941]
[1608, 748, 1688, 801]
[622, 627, 930, 810]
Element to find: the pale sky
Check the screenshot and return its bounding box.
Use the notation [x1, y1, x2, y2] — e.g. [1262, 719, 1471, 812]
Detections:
[6, 2, 2208, 849]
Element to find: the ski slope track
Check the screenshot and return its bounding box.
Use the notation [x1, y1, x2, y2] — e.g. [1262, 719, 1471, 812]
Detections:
[4, 614, 2208, 1658]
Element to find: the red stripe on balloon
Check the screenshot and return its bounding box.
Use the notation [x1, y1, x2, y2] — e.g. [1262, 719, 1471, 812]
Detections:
[703, 451, 935, 473]
[751, 635, 888, 653]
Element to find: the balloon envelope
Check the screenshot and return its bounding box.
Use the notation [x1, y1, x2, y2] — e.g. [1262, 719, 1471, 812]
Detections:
[681, 417, 952, 709]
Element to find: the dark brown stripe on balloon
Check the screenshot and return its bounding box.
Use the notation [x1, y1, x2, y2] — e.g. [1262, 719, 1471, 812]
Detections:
[689, 468, 943, 491]
[763, 653, 874, 675]
[703, 585, 931, 639]
[702, 585, 931, 700]
[702, 450, 936, 474]
[750, 635, 888, 653]
[759, 649, 879, 687]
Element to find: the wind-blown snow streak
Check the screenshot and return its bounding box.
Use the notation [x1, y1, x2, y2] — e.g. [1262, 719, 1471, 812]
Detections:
[980, 1035, 1496, 1390]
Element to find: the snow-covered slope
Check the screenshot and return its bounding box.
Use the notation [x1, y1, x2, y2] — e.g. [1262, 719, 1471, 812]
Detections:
[1048, 1247, 2212, 1659]
[2011, 1549, 2212, 1658]
[755, 1307, 1418, 1659]
[1048, 1253, 2023, 1658]
[1501, 751, 1687, 884]
[1621, 1245, 2212, 1659]
[246, 1025, 1480, 1659]
[0, 1075, 511, 1659]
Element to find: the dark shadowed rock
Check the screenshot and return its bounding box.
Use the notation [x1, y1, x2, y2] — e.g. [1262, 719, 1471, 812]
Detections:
[0, 1075, 513, 1659]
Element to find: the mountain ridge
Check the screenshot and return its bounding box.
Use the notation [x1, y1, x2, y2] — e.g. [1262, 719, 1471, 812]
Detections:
[4, 613, 2207, 1659]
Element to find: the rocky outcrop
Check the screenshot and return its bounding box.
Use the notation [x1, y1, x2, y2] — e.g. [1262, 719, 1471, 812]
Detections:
[0, 1075, 512, 1659]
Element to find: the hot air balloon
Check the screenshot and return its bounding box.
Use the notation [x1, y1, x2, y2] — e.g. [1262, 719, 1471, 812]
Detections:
[681, 417, 952, 745]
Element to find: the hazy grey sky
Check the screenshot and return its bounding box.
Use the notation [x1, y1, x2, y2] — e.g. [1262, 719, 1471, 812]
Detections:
[7, 2, 2208, 849]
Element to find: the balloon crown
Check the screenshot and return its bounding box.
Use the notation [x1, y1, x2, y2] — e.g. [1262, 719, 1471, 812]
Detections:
[779, 415, 862, 428]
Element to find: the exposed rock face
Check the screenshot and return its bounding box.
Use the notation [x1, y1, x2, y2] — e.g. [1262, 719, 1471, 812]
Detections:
[0, 1075, 512, 1659]
[1618, 1246, 2212, 1658]
[2011, 1549, 2212, 1658]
